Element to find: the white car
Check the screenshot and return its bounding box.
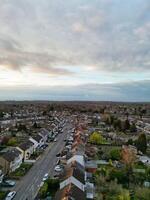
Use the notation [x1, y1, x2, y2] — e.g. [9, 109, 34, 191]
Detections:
[54, 165, 62, 172]
[42, 173, 49, 181]
[39, 181, 44, 187]
[54, 138, 57, 142]
[5, 191, 16, 200]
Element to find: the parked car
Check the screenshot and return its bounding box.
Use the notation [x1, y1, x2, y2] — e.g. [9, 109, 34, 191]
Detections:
[41, 144, 48, 149]
[2, 180, 16, 187]
[5, 191, 16, 200]
[53, 174, 59, 179]
[54, 138, 57, 142]
[56, 153, 61, 157]
[39, 181, 44, 187]
[42, 173, 49, 181]
[54, 165, 62, 172]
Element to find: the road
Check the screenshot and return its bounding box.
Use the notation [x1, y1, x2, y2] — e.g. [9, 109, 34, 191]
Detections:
[13, 122, 71, 200]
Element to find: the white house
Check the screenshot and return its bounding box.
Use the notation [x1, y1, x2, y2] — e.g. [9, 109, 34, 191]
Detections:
[29, 134, 44, 150]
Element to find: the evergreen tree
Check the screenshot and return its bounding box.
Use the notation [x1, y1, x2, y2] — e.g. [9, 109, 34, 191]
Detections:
[136, 133, 147, 154]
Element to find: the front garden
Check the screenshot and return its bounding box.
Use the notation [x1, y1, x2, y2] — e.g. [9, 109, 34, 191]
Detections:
[9, 163, 33, 179]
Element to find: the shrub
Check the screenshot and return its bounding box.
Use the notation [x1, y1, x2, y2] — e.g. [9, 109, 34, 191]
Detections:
[90, 132, 105, 145]
[109, 148, 121, 160]
[39, 182, 48, 198]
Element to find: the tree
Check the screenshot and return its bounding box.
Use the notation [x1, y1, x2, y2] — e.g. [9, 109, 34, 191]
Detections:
[33, 122, 38, 129]
[39, 182, 48, 198]
[135, 187, 150, 200]
[121, 146, 136, 168]
[109, 169, 129, 185]
[89, 132, 104, 145]
[121, 146, 137, 187]
[135, 133, 147, 154]
[17, 124, 27, 131]
[1, 136, 9, 145]
[123, 119, 130, 131]
[130, 123, 137, 132]
[109, 148, 121, 161]
[113, 119, 122, 131]
[107, 181, 130, 200]
[95, 175, 130, 200]
[7, 137, 17, 146]
[126, 139, 133, 146]
[0, 112, 4, 119]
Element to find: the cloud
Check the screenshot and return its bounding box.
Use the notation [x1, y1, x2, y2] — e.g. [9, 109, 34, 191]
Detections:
[72, 22, 87, 33]
[0, 37, 75, 75]
[0, 80, 150, 102]
[0, 0, 149, 78]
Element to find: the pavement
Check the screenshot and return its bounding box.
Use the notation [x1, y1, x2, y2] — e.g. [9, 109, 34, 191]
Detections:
[13, 122, 71, 200]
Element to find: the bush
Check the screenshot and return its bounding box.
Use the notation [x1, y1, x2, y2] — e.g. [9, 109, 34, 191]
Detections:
[109, 148, 121, 161]
[90, 132, 105, 145]
[39, 182, 48, 198]
[39, 178, 59, 198]
[47, 178, 59, 191]
[135, 187, 150, 200]
[10, 163, 33, 177]
[0, 191, 8, 199]
[109, 169, 128, 185]
[7, 137, 17, 146]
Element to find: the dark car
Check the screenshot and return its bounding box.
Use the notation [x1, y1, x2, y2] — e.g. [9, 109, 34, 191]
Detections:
[1, 180, 16, 187]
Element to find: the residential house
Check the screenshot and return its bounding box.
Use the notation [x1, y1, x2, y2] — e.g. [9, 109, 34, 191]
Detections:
[54, 183, 86, 200]
[67, 155, 85, 168]
[85, 160, 97, 174]
[60, 161, 85, 192]
[29, 134, 44, 150]
[17, 140, 34, 160]
[38, 128, 49, 143]
[0, 148, 23, 174]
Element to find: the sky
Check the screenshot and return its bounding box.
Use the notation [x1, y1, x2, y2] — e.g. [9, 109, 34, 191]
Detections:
[0, 0, 150, 101]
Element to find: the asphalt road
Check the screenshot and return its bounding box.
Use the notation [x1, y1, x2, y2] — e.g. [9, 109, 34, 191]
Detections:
[13, 122, 71, 200]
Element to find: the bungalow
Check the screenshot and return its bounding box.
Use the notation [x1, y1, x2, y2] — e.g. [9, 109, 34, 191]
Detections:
[0, 148, 23, 174]
[17, 140, 34, 160]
